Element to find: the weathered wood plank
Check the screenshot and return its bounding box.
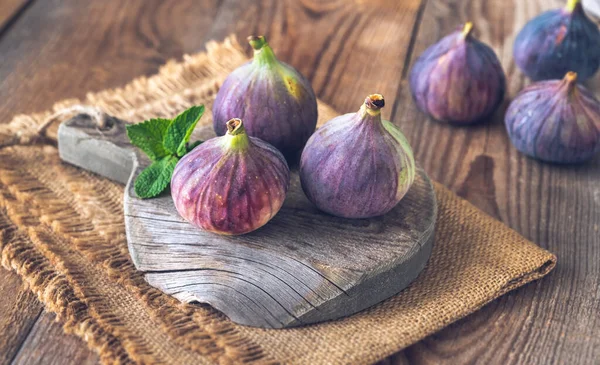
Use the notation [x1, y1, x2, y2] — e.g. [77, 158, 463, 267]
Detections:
[387, 0, 600, 364]
[0, 0, 32, 35]
[58, 115, 437, 328]
[11, 312, 99, 365]
[0, 0, 222, 120]
[0, 274, 42, 365]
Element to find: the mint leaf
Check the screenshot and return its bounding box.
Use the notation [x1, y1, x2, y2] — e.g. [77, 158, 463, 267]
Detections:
[134, 156, 178, 198]
[126, 106, 205, 200]
[163, 105, 205, 157]
[126, 118, 171, 161]
[186, 140, 203, 153]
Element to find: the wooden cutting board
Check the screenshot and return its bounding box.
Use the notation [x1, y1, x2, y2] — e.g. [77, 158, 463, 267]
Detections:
[57, 113, 437, 328]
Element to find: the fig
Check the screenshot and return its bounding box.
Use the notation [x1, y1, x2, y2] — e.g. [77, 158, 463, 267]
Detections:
[171, 118, 290, 235]
[299, 94, 415, 219]
[409, 22, 506, 125]
[505, 72, 600, 164]
[513, 0, 600, 82]
[213, 35, 318, 158]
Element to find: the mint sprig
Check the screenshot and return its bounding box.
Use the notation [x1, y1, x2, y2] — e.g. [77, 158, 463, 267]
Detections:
[126, 105, 205, 199]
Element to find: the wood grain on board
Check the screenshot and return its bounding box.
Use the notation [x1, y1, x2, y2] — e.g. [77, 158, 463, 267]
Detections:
[0, 0, 598, 363]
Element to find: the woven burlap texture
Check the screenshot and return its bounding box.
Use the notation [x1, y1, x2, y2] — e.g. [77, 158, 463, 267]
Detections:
[0, 36, 556, 365]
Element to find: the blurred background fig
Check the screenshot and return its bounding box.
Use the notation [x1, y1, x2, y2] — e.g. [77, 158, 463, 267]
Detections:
[513, 0, 600, 82]
[213, 35, 318, 159]
[171, 118, 290, 235]
[505, 72, 600, 164]
[409, 22, 506, 125]
[300, 94, 415, 219]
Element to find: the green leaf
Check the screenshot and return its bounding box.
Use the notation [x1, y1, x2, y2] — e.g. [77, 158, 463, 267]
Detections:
[126, 118, 172, 161]
[186, 140, 203, 153]
[134, 156, 179, 199]
[163, 105, 205, 157]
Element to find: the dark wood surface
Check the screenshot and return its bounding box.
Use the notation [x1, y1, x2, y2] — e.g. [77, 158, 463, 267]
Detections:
[0, 0, 31, 34]
[0, 0, 598, 363]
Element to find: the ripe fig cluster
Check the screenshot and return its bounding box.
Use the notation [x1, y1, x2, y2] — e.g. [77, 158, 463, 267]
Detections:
[172, 37, 415, 235]
[409, 0, 600, 164]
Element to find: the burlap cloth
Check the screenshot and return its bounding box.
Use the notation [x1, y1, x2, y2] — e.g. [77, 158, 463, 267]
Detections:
[0, 37, 556, 365]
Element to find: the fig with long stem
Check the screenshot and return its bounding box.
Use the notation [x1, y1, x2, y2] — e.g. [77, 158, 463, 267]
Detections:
[213, 36, 318, 159]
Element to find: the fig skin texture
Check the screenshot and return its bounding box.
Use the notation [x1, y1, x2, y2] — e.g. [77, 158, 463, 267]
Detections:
[505, 72, 600, 164]
[513, 0, 600, 82]
[299, 94, 415, 219]
[171, 119, 290, 235]
[409, 22, 506, 125]
[213, 36, 318, 159]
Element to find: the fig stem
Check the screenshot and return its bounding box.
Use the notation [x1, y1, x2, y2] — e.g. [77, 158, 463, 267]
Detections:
[563, 71, 579, 96]
[248, 35, 277, 67]
[564, 71, 578, 83]
[363, 94, 385, 116]
[248, 36, 267, 50]
[565, 0, 581, 12]
[225, 118, 250, 149]
[462, 22, 474, 38]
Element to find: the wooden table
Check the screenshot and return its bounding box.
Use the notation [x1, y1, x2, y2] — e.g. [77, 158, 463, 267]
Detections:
[1, 0, 598, 364]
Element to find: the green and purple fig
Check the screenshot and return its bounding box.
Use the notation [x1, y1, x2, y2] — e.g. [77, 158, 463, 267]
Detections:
[299, 94, 415, 219]
[513, 0, 600, 81]
[505, 72, 600, 163]
[409, 22, 506, 125]
[213, 36, 318, 159]
[171, 119, 290, 235]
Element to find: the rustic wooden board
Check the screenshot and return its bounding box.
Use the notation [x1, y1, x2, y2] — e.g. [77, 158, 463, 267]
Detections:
[57, 113, 437, 328]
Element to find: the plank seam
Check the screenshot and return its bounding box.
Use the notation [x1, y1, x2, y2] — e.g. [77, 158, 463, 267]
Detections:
[8, 308, 43, 365]
[0, 0, 37, 42]
[400, 0, 429, 80]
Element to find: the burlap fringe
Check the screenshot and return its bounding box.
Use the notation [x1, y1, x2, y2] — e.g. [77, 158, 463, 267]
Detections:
[0, 191, 137, 364]
[0, 36, 278, 364]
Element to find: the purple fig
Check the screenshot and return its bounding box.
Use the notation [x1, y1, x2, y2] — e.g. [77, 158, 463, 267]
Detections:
[513, 0, 600, 82]
[299, 94, 415, 219]
[505, 72, 600, 164]
[171, 119, 290, 235]
[213, 36, 318, 159]
[409, 22, 506, 125]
